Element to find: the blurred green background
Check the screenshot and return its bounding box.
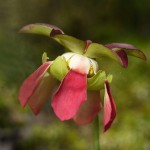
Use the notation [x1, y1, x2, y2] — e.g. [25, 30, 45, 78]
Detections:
[0, 0, 150, 150]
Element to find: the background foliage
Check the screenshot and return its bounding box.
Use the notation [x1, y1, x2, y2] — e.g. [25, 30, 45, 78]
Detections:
[0, 0, 150, 150]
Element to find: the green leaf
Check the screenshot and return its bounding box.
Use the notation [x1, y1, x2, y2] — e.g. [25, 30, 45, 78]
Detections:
[84, 43, 125, 67]
[50, 56, 69, 81]
[87, 70, 113, 90]
[53, 34, 85, 54]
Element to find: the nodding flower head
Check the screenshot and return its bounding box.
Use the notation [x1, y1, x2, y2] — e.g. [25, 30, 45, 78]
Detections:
[18, 23, 146, 132]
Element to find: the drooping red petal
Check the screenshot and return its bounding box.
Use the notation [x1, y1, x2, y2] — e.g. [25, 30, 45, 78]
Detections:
[74, 91, 102, 125]
[18, 62, 51, 107]
[103, 80, 116, 132]
[28, 71, 56, 115]
[51, 70, 87, 121]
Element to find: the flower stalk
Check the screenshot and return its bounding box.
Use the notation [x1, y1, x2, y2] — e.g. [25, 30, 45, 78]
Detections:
[93, 115, 100, 150]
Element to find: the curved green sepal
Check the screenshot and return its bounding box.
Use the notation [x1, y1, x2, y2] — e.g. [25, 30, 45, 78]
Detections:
[50, 56, 69, 81]
[20, 23, 86, 54]
[124, 49, 146, 60]
[42, 52, 49, 63]
[53, 34, 85, 54]
[84, 43, 125, 67]
[105, 43, 146, 60]
[87, 70, 113, 90]
[20, 23, 64, 36]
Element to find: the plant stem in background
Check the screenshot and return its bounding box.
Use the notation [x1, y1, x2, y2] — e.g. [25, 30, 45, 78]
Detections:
[93, 115, 100, 150]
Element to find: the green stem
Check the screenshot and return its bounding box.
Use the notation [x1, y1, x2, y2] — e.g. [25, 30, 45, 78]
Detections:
[93, 115, 100, 150]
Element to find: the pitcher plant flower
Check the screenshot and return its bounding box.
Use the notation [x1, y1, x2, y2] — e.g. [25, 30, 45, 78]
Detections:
[18, 23, 146, 132]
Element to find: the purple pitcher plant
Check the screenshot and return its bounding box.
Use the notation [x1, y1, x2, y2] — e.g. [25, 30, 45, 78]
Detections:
[18, 23, 146, 132]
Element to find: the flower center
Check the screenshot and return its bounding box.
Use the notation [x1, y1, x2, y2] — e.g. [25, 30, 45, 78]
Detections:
[62, 52, 98, 76]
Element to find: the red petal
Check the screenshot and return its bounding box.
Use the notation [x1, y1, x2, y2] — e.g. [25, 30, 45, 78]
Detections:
[51, 70, 87, 121]
[74, 91, 102, 125]
[18, 62, 51, 107]
[103, 81, 116, 132]
[28, 72, 56, 115]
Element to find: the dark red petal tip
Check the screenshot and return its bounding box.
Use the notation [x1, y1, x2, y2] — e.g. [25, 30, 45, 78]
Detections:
[103, 80, 116, 132]
[74, 91, 101, 125]
[49, 24, 64, 37]
[50, 29, 64, 37]
[84, 40, 92, 53]
[115, 49, 128, 68]
[51, 70, 87, 121]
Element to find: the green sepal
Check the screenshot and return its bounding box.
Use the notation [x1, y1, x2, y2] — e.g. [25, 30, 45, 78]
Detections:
[19, 23, 56, 36]
[50, 56, 69, 81]
[20, 23, 86, 54]
[87, 70, 113, 90]
[42, 52, 49, 63]
[105, 43, 147, 61]
[84, 43, 124, 67]
[53, 34, 85, 54]
[123, 49, 146, 60]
